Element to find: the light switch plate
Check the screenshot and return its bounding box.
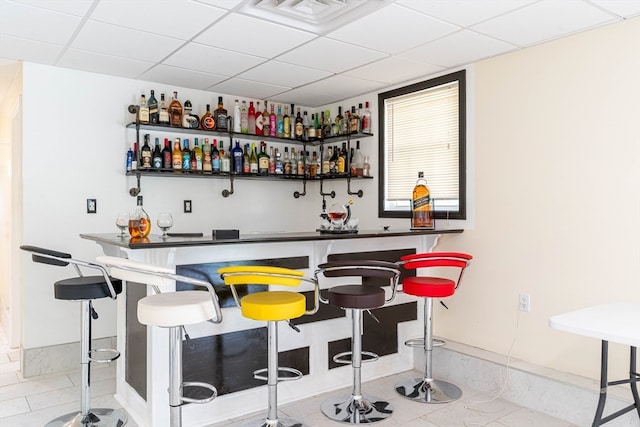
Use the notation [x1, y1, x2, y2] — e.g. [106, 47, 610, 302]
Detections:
[184, 200, 192, 213]
[87, 199, 97, 214]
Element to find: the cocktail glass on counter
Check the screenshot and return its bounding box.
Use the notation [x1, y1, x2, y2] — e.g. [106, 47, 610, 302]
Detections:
[115, 212, 129, 237]
[157, 213, 173, 238]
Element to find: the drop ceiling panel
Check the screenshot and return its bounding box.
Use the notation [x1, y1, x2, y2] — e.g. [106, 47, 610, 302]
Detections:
[194, 0, 244, 10]
[163, 42, 264, 75]
[277, 37, 388, 73]
[91, 0, 227, 40]
[343, 56, 444, 85]
[400, 30, 516, 68]
[195, 13, 317, 57]
[277, 74, 385, 108]
[237, 60, 331, 88]
[5, 0, 93, 17]
[209, 77, 289, 100]
[471, 0, 617, 46]
[0, 1, 81, 45]
[0, 35, 62, 63]
[71, 20, 185, 63]
[327, 3, 460, 54]
[591, 0, 640, 17]
[57, 49, 154, 78]
[139, 64, 229, 91]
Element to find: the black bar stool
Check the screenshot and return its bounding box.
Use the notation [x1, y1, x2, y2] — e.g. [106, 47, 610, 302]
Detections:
[20, 245, 128, 427]
[315, 260, 401, 424]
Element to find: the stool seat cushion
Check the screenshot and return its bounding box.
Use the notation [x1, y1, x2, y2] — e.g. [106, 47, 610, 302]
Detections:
[241, 291, 306, 321]
[327, 285, 385, 309]
[137, 291, 215, 327]
[54, 276, 122, 300]
[401, 277, 455, 298]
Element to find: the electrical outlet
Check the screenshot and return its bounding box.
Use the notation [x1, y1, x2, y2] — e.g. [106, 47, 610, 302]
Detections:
[184, 200, 192, 213]
[87, 199, 97, 214]
[518, 293, 531, 312]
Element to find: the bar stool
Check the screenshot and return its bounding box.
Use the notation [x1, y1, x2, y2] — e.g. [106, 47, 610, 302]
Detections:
[20, 245, 128, 427]
[218, 265, 319, 427]
[394, 252, 472, 403]
[315, 260, 401, 424]
[98, 256, 223, 427]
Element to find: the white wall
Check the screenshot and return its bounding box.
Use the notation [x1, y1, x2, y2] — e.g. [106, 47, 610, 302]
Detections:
[435, 17, 640, 382]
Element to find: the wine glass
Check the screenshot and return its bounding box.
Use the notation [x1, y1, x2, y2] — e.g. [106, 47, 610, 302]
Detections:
[327, 203, 347, 230]
[157, 213, 173, 238]
[115, 212, 129, 237]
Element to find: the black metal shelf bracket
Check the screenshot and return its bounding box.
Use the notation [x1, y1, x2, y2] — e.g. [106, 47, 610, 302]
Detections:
[319, 180, 335, 199]
[129, 172, 141, 197]
[346, 177, 364, 198]
[222, 174, 234, 198]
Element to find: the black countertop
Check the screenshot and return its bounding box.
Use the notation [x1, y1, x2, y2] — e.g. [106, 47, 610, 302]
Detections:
[80, 228, 463, 249]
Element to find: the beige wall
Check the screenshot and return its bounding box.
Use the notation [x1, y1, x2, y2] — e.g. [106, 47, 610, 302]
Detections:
[436, 17, 640, 381]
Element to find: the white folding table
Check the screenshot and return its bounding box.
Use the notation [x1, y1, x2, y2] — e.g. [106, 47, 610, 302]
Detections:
[549, 302, 640, 427]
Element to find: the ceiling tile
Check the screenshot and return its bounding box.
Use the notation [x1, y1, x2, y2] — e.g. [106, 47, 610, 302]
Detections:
[195, 12, 317, 57]
[399, 30, 517, 68]
[91, 0, 227, 40]
[277, 37, 388, 73]
[71, 20, 185, 63]
[57, 48, 154, 78]
[471, 0, 617, 46]
[591, 0, 640, 17]
[396, 0, 536, 27]
[208, 78, 290, 101]
[275, 75, 386, 108]
[0, 0, 81, 44]
[194, 0, 244, 10]
[343, 56, 444, 85]
[163, 42, 265, 75]
[140, 64, 229, 91]
[8, 0, 93, 16]
[237, 61, 332, 88]
[0, 35, 62, 63]
[326, 3, 460, 54]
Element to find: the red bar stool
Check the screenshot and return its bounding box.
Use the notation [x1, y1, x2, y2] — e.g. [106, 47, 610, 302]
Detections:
[395, 252, 472, 403]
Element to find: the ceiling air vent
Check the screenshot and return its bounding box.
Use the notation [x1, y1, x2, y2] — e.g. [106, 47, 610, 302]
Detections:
[240, 0, 390, 34]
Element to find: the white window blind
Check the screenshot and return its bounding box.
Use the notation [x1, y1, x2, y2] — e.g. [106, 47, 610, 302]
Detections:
[384, 81, 459, 204]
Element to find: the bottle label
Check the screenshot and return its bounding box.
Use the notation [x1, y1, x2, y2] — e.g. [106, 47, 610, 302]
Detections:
[202, 116, 215, 129]
[216, 114, 227, 130]
[159, 111, 170, 123]
[295, 122, 303, 137]
[259, 157, 269, 172]
[413, 194, 431, 210]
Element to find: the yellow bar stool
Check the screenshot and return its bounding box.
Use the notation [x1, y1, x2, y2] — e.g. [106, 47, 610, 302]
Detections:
[218, 265, 319, 427]
[98, 256, 223, 427]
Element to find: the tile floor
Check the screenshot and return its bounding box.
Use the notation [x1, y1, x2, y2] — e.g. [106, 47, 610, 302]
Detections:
[0, 324, 576, 427]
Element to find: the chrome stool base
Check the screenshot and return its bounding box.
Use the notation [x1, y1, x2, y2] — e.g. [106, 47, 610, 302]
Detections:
[240, 415, 304, 427]
[321, 393, 393, 424]
[395, 377, 462, 403]
[45, 408, 128, 427]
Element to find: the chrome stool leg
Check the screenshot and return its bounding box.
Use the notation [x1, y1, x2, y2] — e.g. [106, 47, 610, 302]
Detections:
[321, 309, 393, 424]
[46, 300, 127, 427]
[169, 326, 183, 427]
[395, 298, 462, 403]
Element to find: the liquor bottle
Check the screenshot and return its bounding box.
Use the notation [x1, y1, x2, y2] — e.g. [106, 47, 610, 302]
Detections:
[269, 103, 277, 137]
[169, 91, 183, 127]
[353, 140, 364, 176]
[274, 148, 283, 175]
[309, 151, 318, 178]
[294, 108, 303, 140]
[182, 139, 191, 170]
[182, 100, 196, 128]
[315, 113, 322, 140]
[307, 114, 316, 140]
[350, 147, 356, 176]
[233, 99, 241, 133]
[248, 101, 256, 135]
[322, 146, 331, 175]
[349, 106, 359, 133]
[130, 195, 151, 238]
[324, 110, 332, 138]
[283, 106, 290, 139]
[361, 101, 371, 133]
[132, 142, 139, 170]
[152, 137, 162, 170]
[412, 172, 433, 229]
[362, 155, 371, 177]
[268, 146, 275, 174]
[357, 103, 363, 131]
[240, 100, 249, 134]
[304, 151, 311, 177]
[140, 133, 152, 169]
[243, 143, 250, 174]
[337, 142, 346, 174]
[148, 90, 159, 124]
[211, 139, 220, 172]
[262, 101, 271, 136]
[276, 105, 284, 138]
[190, 145, 197, 171]
[162, 138, 172, 169]
[258, 142, 269, 174]
[297, 150, 305, 176]
[203, 138, 212, 172]
[289, 104, 296, 139]
[126, 147, 133, 172]
[138, 94, 149, 124]
[159, 93, 170, 125]
[301, 111, 310, 141]
[172, 138, 182, 171]
[214, 96, 228, 131]
[200, 104, 215, 130]
[329, 145, 338, 174]
[283, 147, 291, 175]
[232, 140, 243, 174]
[255, 101, 264, 135]
[193, 137, 203, 171]
[250, 143, 258, 174]
[335, 106, 344, 135]
[290, 147, 297, 175]
[220, 141, 230, 173]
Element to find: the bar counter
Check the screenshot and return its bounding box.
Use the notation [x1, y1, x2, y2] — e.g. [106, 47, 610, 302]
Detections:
[82, 228, 462, 427]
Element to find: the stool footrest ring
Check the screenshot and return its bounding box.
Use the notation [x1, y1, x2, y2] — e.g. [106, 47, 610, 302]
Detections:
[88, 348, 120, 363]
[333, 351, 379, 365]
[253, 367, 303, 382]
[181, 381, 217, 404]
[404, 338, 446, 348]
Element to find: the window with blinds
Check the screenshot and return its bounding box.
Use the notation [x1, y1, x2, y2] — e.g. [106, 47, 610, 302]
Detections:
[378, 70, 466, 220]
